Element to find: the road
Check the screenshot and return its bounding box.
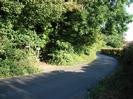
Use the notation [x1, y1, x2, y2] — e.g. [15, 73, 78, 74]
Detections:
[0, 54, 118, 99]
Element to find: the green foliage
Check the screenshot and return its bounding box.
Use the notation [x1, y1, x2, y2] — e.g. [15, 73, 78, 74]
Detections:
[0, 0, 132, 77]
[12, 29, 48, 48]
[122, 42, 133, 85]
[90, 43, 133, 99]
[19, 2, 64, 28]
[44, 33, 104, 65]
[0, 38, 40, 77]
[105, 34, 124, 48]
[0, 0, 24, 25]
[0, 59, 40, 77]
[40, 40, 75, 65]
[101, 48, 123, 57]
[100, 0, 132, 48]
[48, 50, 78, 65]
[122, 42, 133, 65]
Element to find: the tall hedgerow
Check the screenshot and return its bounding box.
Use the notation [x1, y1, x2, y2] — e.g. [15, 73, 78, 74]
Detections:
[0, 0, 132, 71]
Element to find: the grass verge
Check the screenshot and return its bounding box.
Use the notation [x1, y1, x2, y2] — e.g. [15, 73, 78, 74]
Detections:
[0, 65, 41, 78]
[89, 64, 130, 99]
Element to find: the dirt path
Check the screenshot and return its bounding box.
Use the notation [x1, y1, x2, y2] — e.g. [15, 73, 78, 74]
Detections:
[38, 62, 90, 73]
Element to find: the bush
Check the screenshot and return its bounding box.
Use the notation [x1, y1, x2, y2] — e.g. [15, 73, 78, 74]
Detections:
[41, 41, 77, 65]
[0, 59, 40, 77]
[48, 50, 78, 65]
[0, 38, 40, 78]
[101, 48, 123, 57]
[122, 42, 133, 83]
[122, 42, 133, 65]
[0, 0, 130, 69]
[105, 34, 124, 48]
[44, 34, 104, 65]
[39, 6, 105, 65]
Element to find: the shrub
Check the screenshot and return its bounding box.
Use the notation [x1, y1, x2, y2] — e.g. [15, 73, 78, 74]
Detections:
[105, 34, 124, 48]
[122, 42, 133, 83]
[48, 50, 78, 65]
[0, 38, 40, 78]
[0, 0, 131, 68]
[101, 48, 123, 57]
[122, 42, 133, 65]
[43, 33, 104, 65]
[40, 40, 75, 65]
[0, 59, 40, 77]
[13, 29, 48, 48]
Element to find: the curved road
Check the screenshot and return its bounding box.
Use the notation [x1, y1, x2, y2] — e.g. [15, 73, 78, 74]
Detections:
[0, 54, 118, 99]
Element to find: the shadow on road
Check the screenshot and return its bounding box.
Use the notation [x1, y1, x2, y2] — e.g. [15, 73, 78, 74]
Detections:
[0, 54, 118, 99]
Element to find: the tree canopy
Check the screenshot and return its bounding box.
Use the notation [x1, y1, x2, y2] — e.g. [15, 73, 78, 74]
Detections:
[0, 0, 132, 77]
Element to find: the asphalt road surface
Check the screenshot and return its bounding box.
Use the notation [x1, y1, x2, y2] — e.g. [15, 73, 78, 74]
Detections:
[0, 53, 118, 99]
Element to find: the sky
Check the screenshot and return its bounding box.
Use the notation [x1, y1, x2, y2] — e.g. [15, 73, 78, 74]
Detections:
[125, 4, 133, 41]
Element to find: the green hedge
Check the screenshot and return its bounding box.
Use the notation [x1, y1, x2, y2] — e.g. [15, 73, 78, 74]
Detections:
[0, 0, 131, 77]
[122, 42, 133, 85]
[101, 48, 123, 57]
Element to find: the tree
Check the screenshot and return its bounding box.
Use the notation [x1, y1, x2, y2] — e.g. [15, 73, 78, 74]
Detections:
[0, 0, 132, 66]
